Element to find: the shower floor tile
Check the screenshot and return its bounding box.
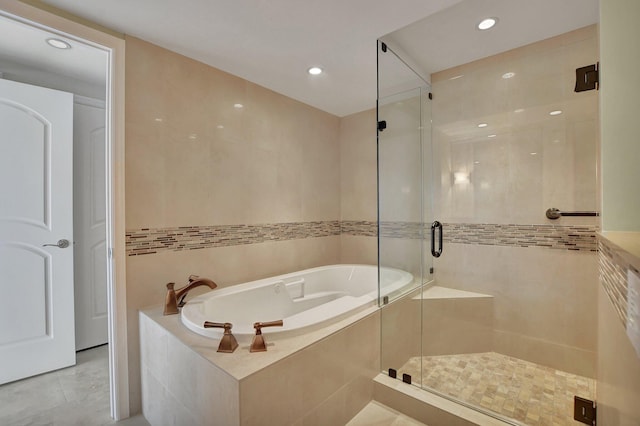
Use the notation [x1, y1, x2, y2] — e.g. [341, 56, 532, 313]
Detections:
[400, 352, 595, 426]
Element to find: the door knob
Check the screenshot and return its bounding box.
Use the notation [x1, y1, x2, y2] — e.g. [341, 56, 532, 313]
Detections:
[43, 239, 70, 248]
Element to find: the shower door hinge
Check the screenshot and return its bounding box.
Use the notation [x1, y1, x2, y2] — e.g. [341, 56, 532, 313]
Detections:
[575, 63, 599, 92]
[377, 120, 387, 132]
[574, 396, 596, 425]
[430, 267, 434, 274]
[381, 42, 388, 53]
[428, 92, 433, 100]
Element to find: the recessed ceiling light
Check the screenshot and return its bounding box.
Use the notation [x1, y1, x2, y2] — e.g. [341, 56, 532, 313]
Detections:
[154, 118, 163, 122]
[234, 103, 244, 109]
[530, 152, 538, 156]
[514, 108, 525, 113]
[502, 72, 515, 79]
[46, 38, 71, 49]
[216, 125, 224, 129]
[477, 18, 498, 31]
[308, 67, 323, 75]
[478, 123, 488, 128]
[188, 134, 197, 140]
[488, 134, 497, 138]
[549, 110, 563, 116]
[474, 161, 481, 165]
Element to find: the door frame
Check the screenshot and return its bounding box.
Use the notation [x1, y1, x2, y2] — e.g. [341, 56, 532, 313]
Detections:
[0, 1, 129, 419]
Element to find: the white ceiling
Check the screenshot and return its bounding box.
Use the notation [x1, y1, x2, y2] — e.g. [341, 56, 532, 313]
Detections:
[2, 0, 599, 117]
[384, 0, 600, 79]
[36, 0, 464, 117]
[0, 12, 106, 87]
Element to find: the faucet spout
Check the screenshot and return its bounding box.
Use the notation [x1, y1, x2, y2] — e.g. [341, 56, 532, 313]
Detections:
[163, 275, 218, 315]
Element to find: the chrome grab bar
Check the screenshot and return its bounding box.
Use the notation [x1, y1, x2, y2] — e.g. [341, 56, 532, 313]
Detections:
[545, 208, 600, 220]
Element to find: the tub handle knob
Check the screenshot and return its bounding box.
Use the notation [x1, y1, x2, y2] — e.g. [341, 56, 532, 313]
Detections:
[250, 320, 283, 352]
[204, 321, 239, 353]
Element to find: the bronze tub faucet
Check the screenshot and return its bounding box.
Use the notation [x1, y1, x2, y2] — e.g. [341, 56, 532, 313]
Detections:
[163, 275, 218, 315]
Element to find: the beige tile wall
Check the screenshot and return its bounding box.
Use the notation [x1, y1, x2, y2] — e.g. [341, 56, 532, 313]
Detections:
[125, 36, 343, 413]
[125, 37, 341, 230]
[432, 25, 599, 226]
[340, 109, 377, 223]
[434, 242, 598, 377]
[339, 108, 378, 265]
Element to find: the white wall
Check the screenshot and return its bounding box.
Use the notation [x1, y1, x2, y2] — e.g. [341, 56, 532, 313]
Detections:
[600, 0, 640, 231]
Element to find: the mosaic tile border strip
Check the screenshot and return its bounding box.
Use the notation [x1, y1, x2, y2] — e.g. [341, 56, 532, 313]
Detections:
[378, 222, 598, 252]
[379, 221, 423, 239]
[126, 221, 598, 256]
[599, 239, 630, 327]
[444, 223, 599, 252]
[126, 221, 341, 256]
[340, 220, 377, 237]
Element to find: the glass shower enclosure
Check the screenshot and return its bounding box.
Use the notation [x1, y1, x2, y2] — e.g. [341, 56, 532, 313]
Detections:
[376, 14, 600, 425]
[377, 39, 436, 389]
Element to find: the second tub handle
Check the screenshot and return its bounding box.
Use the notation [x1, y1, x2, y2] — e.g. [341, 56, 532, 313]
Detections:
[431, 221, 443, 258]
[250, 320, 284, 352]
[253, 320, 284, 332]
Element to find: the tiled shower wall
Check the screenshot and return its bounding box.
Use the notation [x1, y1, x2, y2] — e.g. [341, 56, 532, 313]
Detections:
[431, 25, 600, 377]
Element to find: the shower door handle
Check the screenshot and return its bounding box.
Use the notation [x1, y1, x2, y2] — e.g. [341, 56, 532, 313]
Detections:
[431, 221, 443, 258]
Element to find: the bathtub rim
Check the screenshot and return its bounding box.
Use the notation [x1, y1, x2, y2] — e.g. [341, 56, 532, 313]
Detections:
[180, 263, 413, 339]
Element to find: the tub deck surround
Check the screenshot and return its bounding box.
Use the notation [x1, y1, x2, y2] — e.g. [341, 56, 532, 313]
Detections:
[140, 304, 381, 425]
[139, 265, 408, 425]
[141, 302, 379, 382]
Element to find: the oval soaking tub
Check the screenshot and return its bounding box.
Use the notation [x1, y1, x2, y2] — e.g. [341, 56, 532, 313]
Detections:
[181, 264, 413, 338]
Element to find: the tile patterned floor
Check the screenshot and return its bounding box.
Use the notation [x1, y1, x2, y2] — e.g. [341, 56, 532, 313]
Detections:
[401, 352, 595, 426]
[0, 345, 149, 426]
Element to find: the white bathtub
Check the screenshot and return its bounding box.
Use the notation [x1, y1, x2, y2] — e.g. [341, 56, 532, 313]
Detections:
[181, 264, 413, 338]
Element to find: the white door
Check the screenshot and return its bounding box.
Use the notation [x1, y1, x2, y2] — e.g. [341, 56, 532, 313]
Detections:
[0, 78, 75, 384]
[73, 99, 107, 350]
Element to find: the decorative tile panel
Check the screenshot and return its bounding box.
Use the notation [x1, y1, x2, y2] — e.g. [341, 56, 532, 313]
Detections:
[599, 239, 631, 326]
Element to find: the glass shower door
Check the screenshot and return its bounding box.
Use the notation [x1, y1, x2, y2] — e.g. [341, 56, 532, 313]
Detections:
[377, 40, 434, 387]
